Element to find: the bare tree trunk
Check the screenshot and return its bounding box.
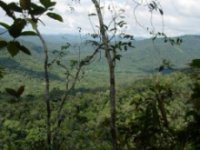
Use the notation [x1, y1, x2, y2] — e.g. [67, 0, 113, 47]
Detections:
[109, 62, 118, 150]
[91, 0, 118, 149]
[35, 28, 51, 150]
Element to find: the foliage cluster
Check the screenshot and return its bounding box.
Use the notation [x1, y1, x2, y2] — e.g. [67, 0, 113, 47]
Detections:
[1, 72, 200, 149]
[1, 0, 200, 150]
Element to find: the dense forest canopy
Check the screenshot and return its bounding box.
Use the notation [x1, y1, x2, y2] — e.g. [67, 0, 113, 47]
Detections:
[0, 0, 200, 150]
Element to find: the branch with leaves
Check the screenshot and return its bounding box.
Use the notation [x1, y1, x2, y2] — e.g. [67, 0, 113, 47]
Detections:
[0, 0, 63, 149]
[90, 1, 134, 149]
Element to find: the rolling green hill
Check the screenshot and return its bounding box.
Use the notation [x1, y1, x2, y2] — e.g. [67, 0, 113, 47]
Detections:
[1, 34, 200, 93]
[1, 33, 200, 150]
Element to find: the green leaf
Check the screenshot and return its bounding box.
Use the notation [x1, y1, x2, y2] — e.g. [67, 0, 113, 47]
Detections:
[17, 85, 25, 97]
[190, 59, 200, 68]
[124, 34, 134, 40]
[30, 3, 46, 15]
[5, 85, 25, 98]
[103, 24, 108, 31]
[20, 31, 38, 36]
[88, 13, 96, 16]
[0, 1, 8, 11]
[109, 27, 117, 32]
[117, 21, 126, 27]
[9, 19, 26, 38]
[90, 33, 99, 38]
[159, 9, 164, 15]
[114, 54, 121, 61]
[5, 88, 18, 97]
[0, 1, 15, 19]
[8, 2, 22, 12]
[0, 40, 7, 49]
[0, 22, 10, 30]
[40, 0, 56, 8]
[124, 45, 127, 51]
[19, 45, 31, 55]
[7, 41, 20, 57]
[47, 12, 63, 22]
[0, 65, 5, 79]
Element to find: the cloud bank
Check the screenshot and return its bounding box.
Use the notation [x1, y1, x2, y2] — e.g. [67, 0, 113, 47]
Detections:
[0, 0, 199, 37]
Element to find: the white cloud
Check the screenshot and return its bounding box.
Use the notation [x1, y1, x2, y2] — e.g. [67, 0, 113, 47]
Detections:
[0, 0, 200, 37]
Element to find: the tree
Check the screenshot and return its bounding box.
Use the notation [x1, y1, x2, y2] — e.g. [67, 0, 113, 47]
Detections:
[50, 35, 103, 148]
[91, 1, 133, 149]
[0, 0, 63, 149]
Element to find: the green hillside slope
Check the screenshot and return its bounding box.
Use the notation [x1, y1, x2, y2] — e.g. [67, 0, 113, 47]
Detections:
[0, 34, 200, 93]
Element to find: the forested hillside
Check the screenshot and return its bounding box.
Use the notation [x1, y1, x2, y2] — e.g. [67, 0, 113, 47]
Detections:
[0, 34, 199, 92]
[1, 0, 200, 150]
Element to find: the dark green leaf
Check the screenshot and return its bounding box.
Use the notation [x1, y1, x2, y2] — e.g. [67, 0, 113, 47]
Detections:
[114, 54, 121, 61]
[47, 12, 63, 22]
[7, 41, 20, 57]
[159, 65, 164, 72]
[124, 45, 127, 51]
[0, 22, 10, 30]
[8, 2, 22, 12]
[0, 65, 5, 79]
[0, 1, 15, 19]
[90, 33, 99, 38]
[40, 0, 56, 8]
[9, 19, 26, 38]
[5, 88, 18, 97]
[0, 40, 7, 49]
[88, 13, 96, 16]
[109, 27, 117, 32]
[124, 34, 134, 40]
[0, 1, 8, 11]
[103, 24, 108, 31]
[159, 9, 164, 15]
[20, 31, 38, 36]
[117, 21, 126, 27]
[17, 85, 25, 97]
[19, 45, 31, 55]
[128, 42, 132, 47]
[30, 3, 46, 15]
[190, 59, 200, 68]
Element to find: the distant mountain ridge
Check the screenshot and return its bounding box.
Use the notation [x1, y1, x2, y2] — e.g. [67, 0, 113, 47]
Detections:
[1, 27, 200, 76]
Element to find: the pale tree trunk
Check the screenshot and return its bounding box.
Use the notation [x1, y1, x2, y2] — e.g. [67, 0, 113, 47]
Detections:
[91, 0, 118, 149]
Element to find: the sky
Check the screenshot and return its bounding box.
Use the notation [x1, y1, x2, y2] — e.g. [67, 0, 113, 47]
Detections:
[0, 0, 200, 37]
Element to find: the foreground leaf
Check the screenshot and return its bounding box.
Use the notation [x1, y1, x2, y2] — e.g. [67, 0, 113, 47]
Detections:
[17, 85, 25, 97]
[30, 3, 46, 15]
[9, 19, 26, 38]
[8, 2, 22, 12]
[0, 40, 7, 49]
[19, 45, 31, 55]
[40, 0, 56, 8]
[7, 41, 20, 57]
[190, 59, 200, 68]
[5, 88, 18, 97]
[47, 12, 63, 22]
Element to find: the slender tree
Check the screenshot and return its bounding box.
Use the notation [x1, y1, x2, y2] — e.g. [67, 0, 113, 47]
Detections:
[0, 0, 63, 149]
[91, 0, 134, 149]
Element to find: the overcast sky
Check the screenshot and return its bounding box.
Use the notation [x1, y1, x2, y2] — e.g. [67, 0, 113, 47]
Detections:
[0, 0, 200, 37]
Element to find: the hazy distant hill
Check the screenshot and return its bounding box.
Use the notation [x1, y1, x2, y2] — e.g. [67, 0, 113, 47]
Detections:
[1, 32, 200, 77]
